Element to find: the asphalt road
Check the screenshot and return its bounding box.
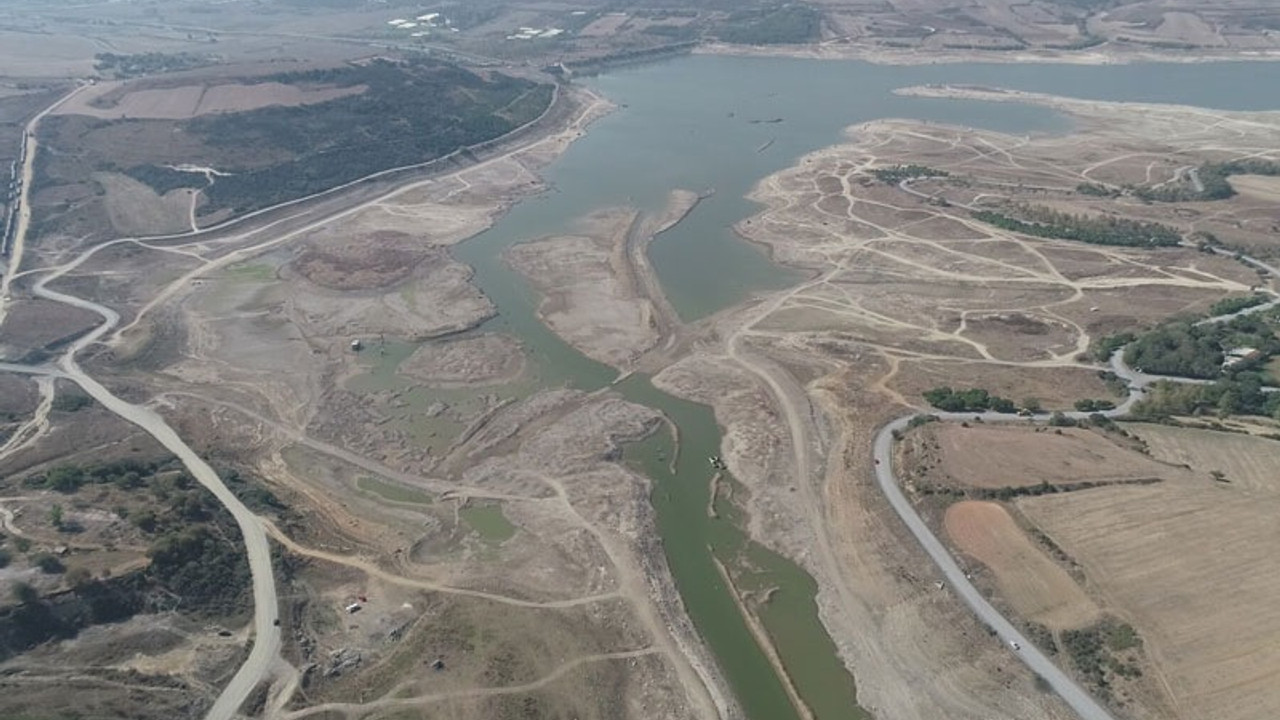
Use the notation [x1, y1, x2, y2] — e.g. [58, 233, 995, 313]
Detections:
[873, 415, 1118, 720]
[871, 278, 1280, 720]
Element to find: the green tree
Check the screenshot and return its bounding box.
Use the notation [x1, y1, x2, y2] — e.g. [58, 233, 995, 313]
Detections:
[49, 504, 64, 530]
[33, 553, 65, 574]
[12, 582, 38, 604]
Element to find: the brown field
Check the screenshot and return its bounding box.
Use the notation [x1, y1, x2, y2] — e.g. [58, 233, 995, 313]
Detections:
[56, 80, 366, 120]
[889, 362, 1116, 411]
[1019, 448, 1280, 720]
[913, 424, 1186, 489]
[1130, 423, 1280, 493]
[578, 13, 632, 38]
[1229, 175, 1280, 204]
[944, 501, 1098, 630]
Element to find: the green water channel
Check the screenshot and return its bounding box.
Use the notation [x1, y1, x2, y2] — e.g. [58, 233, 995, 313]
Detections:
[398, 55, 1280, 719]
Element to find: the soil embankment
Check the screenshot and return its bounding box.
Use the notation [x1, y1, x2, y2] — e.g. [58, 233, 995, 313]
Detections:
[506, 189, 702, 369]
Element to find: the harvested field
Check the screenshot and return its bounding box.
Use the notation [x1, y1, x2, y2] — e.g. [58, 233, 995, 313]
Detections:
[944, 500, 1098, 630]
[915, 424, 1186, 489]
[889, 362, 1116, 411]
[1019, 464, 1280, 720]
[1229, 175, 1280, 203]
[57, 81, 366, 120]
[1129, 423, 1280, 493]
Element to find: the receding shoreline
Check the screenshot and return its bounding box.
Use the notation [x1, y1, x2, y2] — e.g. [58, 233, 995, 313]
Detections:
[695, 40, 1280, 68]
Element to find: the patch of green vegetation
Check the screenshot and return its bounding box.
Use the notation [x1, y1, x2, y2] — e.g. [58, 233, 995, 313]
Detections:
[1060, 619, 1144, 697]
[714, 3, 822, 45]
[1073, 398, 1116, 412]
[1076, 182, 1120, 197]
[873, 164, 949, 184]
[907, 413, 939, 429]
[643, 23, 700, 40]
[972, 206, 1182, 247]
[93, 52, 215, 79]
[225, 263, 277, 282]
[357, 476, 433, 506]
[50, 391, 93, 413]
[1125, 311, 1280, 380]
[1134, 374, 1280, 421]
[1209, 293, 1269, 317]
[120, 164, 201, 194]
[1136, 159, 1280, 202]
[179, 58, 553, 217]
[20, 457, 262, 617]
[460, 504, 516, 543]
[922, 386, 1016, 413]
[1267, 356, 1280, 385]
[1091, 331, 1137, 361]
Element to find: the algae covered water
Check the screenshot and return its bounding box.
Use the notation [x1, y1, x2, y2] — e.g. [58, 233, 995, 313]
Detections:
[447, 54, 1280, 720]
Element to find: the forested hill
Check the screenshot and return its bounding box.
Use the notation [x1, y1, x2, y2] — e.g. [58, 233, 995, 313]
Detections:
[138, 58, 555, 217]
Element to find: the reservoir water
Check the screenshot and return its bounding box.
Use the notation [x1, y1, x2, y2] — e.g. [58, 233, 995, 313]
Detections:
[441, 55, 1280, 720]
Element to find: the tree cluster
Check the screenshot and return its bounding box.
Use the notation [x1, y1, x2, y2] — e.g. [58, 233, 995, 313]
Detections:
[93, 52, 213, 78]
[922, 386, 1016, 413]
[1124, 312, 1280, 380]
[872, 164, 949, 184]
[972, 206, 1182, 247]
[1135, 159, 1280, 202]
[1134, 373, 1280, 420]
[126, 58, 553, 218]
[713, 4, 822, 45]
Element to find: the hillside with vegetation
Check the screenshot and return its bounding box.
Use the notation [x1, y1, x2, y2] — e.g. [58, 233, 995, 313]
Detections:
[1124, 310, 1280, 380]
[80, 58, 554, 220]
[972, 205, 1182, 247]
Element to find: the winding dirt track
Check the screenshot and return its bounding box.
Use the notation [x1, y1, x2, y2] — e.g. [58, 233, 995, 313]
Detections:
[0, 86, 623, 720]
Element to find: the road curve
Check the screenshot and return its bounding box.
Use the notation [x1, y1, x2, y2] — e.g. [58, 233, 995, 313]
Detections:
[23, 268, 283, 719]
[872, 280, 1280, 720]
[62, 366, 281, 720]
[873, 416, 1117, 720]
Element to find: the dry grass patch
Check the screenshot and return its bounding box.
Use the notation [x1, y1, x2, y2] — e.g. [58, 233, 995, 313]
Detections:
[1019, 471, 1280, 720]
[920, 424, 1185, 489]
[890, 361, 1114, 411]
[1129, 423, 1280, 494]
[944, 500, 1098, 630]
[58, 81, 366, 120]
[1229, 175, 1280, 203]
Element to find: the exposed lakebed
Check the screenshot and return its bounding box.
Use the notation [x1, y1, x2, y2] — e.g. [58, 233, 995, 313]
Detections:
[388, 55, 1280, 720]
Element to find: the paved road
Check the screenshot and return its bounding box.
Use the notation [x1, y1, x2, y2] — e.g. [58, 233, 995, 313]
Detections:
[0, 83, 592, 720]
[872, 281, 1280, 720]
[873, 416, 1117, 720]
[25, 267, 283, 720]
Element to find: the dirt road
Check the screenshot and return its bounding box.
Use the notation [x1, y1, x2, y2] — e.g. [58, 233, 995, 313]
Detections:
[0, 84, 86, 329]
[0, 83, 616, 720]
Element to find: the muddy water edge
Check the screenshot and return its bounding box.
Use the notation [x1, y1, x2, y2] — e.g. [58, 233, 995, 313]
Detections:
[442, 55, 1280, 720]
